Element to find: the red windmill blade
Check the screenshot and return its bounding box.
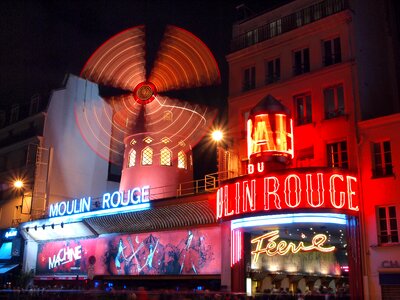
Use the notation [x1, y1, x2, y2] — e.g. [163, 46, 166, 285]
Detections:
[76, 25, 220, 164]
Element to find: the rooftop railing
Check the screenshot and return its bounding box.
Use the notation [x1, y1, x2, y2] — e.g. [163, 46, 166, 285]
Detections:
[231, 0, 348, 52]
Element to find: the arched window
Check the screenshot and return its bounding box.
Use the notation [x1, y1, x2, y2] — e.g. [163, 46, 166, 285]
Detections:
[141, 147, 153, 165]
[160, 147, 172, 166]
[178, 151, 187, 169]
[164, 110, 173, 121]
[128, 149, 136, 167]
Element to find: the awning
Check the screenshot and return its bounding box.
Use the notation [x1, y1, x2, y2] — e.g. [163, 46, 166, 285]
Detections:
[84, 194, 217, 235]
[0, 264, 19, 274]
[22, 193, 217, 241]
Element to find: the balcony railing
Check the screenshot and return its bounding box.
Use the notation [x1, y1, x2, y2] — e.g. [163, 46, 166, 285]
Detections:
[36, 171, 234, 220]
[231, 0, 348, 52]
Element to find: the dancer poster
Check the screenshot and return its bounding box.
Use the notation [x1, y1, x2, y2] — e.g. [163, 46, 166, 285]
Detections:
[36, 226, 221, 276]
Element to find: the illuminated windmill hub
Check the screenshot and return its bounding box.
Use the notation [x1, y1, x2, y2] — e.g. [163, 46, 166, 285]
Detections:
[133, 82, 157, 104]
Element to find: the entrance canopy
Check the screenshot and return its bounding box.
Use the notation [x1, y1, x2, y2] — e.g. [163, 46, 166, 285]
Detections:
[0, 264, 19, 274]
[21, 194, 216, 241]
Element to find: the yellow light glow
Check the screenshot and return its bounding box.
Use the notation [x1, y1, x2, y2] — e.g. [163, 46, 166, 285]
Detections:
[13, 180, 24, 189]
[211, 130, 223, 142]
[251, 230, 335, 262]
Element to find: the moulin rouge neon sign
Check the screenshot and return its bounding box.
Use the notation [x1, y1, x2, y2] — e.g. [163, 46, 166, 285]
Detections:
[216, 163, 359, 220]
[251, 230, 335, 262]
[49, 185, 150, 218]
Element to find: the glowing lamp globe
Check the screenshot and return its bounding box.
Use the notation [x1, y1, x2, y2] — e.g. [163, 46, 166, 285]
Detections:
[14, 180, 24, 189]
[212, 130, 223, 142]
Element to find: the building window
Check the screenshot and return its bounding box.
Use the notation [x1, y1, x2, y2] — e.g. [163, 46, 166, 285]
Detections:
[269, 19, 282, 37]
[143, 136, 153, 144]
[161, 137, 171, 144]
[327, 141, 348, 168]
[160, 147, 172, 166]
[372, 141, 393, 177]
[324, 84, 344, 119]
[10, 105, 19, 123]
[127, 149, 136, 167]
[296, 146, 314, 167]
[141, 147, 153, 165]
[178, 151, 187, 169]
[377, 206, 399, 244]
[163, 111, 173, 121]
[323, 37, 341, 66]
[30, 95, 40, 115]
[243, 66, 256, 91]
[294, 93, 312, 125]
[245, 29, 258, 46]
[265, 58, 280, 84]
[293, 48, 310, 76]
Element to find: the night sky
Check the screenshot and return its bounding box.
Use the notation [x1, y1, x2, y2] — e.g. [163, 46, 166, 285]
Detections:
[0, 0, 289, 107]
[0, 0, 288, 178]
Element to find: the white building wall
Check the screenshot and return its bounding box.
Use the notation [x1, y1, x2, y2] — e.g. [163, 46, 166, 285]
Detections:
[22, 239, 38, 274]
[44, 74, 119, 206]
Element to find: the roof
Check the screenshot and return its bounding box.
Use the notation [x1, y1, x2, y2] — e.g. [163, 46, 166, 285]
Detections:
[22, 193, 217, 241]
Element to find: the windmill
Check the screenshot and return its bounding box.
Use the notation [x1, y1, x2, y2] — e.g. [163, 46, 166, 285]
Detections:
[75, 25, 221, 198]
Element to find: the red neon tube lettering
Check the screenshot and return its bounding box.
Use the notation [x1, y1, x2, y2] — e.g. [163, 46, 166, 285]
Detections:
[306, 173, 324, 207]
[223, 185, 234, 216]
[243, 180, 256, 212]
[284, 174, 301, 208]
[216, 187, 223, 219]
[235, 182, 241, 214]
[346, 176, 359, 211]
[329, 174, 346, 209]
[264, 177, 281, 210]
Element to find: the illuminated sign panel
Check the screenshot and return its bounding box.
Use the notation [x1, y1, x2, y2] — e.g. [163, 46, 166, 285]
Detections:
[4, 229, 17, 239]
[36, 227, 221, 276]
[251, 230, 335, 262]
[49, 185, 150, 218]
[247, 114, 293, 160]
[216, 168, 359, 220]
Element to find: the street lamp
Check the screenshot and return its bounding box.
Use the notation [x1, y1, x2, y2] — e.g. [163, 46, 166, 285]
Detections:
[211, 130, 224, 142]
[13, 180, 24, 189]
[211, 129, 227, 182]
[12, 178, 28, 215]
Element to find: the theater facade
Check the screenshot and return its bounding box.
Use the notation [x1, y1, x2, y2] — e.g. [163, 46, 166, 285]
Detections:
[19, 88, 362, 298]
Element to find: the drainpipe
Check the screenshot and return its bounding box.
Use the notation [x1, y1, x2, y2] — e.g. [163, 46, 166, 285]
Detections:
[347, 10, 370, 300]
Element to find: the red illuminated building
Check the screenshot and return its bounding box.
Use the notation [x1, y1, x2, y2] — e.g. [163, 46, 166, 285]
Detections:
[224, 0, 400, 299]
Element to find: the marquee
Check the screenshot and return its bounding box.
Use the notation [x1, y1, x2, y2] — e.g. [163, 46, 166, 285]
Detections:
[216, 165, 359, 221]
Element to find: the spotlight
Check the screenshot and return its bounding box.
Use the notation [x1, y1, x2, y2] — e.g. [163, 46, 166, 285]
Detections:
[26, 227, 29, 233]
[61, 222, 64, 228]
[34, 226, 37, 231]
[42, 224, 45, 230]
[51, 224, 54, 229]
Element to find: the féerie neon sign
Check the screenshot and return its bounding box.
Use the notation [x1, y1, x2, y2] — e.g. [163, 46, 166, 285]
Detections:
[49, 185, 150, 218]
[251, 230, 335, 262]
[216, 166, 359, 220]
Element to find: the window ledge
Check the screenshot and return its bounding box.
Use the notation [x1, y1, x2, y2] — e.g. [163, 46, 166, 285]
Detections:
[371, 243, 400, 249]
[321, 113, 349, 123]
[294, 122, 314, 128]
[371, 174, 395, 180]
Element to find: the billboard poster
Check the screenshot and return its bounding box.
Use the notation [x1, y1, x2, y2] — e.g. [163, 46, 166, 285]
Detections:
[36, 226, 221, 276]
